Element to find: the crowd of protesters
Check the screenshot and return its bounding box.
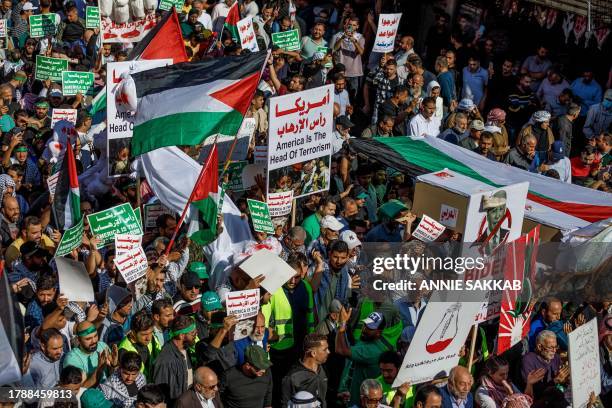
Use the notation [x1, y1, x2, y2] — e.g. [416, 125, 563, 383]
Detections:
[0, 0, 611, 407]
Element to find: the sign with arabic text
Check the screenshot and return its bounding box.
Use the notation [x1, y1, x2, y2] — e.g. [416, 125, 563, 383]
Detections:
[86, 6, 100, 29]
[271, 29, 300, 51]
[87, 203, 143, 248]
[51, 109, 77, 128]
[35, 55, 68, 82]
[115, 233, 142, 256]
[237, 17, 259, 52]
[412, 215, 446, 242]
[62, 71, 95, 96]
[372, 13, 401, 52]
[568, 318, 601, 408]
[159, 0, 184, 11]
[247, 199, 275, 234]
[29, 14, 58, 37]
[268, 190, 293, 217]
[114, 246, 148, 283]
[144, 203, 175, 229]
[225, 289, 260, 320]
[55, 217, 84, 257]
[101, 12, 156, 43]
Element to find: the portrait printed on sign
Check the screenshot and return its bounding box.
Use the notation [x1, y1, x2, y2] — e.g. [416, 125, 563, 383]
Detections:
[268, 156, 330, 197]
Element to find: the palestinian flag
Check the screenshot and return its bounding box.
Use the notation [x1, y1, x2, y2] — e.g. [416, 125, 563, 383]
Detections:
[189, 144, 219, 245]
[52, 143, 81, 231]
[350, 137, 612, 224]
[130, 51, 267, 156]
[224, 1, 240, 42]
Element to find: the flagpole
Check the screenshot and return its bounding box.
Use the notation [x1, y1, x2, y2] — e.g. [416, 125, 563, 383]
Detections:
[164, 139, 218, 256]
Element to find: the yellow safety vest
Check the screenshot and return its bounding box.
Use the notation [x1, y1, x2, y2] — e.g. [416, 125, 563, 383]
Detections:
[118, 334, 161, 381]
[268, 281, 315, 350]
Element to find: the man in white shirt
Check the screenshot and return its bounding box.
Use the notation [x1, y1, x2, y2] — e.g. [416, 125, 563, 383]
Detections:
[540, 141, 572, 183]
[394, 35, 415, 67]
[189, 0, 212, 30]
[408, 97, 441, 137]
[211, 0, 233, 33]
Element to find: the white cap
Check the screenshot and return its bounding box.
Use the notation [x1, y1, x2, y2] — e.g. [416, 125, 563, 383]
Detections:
[320, 215, 343, 231]
[340, 230, 361, 250]
[22, 2, 38, 10]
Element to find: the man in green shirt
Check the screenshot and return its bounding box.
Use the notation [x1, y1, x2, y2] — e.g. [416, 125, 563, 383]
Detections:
[377, 351, 414, 408]
[301, 196, 336, 245]
[336, 310, 394, 406]
[300, 23, 327, 62]
[63, 321, 115, 388]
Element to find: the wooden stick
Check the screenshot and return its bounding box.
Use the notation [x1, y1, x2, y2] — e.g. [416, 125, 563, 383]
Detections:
[467, 323, 478, 372]
[290, 199, 297, 227]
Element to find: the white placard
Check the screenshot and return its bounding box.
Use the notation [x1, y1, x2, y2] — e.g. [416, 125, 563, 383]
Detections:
[51, 108, 77, 128]
[393, 291, 483, 387]
[268, 190, 293, 217]
[372, 13, 401, 53]
[144, 203, 175, 229]
[239, 249, 296, 294]
[114, 233, 142, 256]
[439, 204, 459, 228]
[412, 214, 446, 242]
[237, 17, 259, 52]
[568, 318, 601, 408]
[0, 19, 7, 38]
[225, 289, 260, 320]
[114, 246, 148, 284]
[56, 257, 95, 302]
[254, 145, 267, 164]
[47, 172, 60, 202]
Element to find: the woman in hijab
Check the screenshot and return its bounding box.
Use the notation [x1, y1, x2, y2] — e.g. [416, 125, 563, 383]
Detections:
[475, 356, 540, 408]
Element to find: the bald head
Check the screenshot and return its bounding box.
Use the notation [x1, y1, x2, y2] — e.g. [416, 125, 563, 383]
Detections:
[2, 195, 20, 223]
[195, 366, 218, 399]
[448, 366, 473, 400]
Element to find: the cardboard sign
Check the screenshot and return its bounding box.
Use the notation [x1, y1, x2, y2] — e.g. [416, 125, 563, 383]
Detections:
[225, 289, 260, 320]
[254, 145, 267, 164]
[159, 0, 184, 11]
[35, 55, 68, 81]
[497, 226, 539, 354]
[271, 29, 300, 51]
[0, 19, 7, 38]
[393, 291, 483, 387]
[51, 109, 77, 128]
[55, 217, 84, 257]
[62, 71, 95, 96]
[240, 249, 296, 294]
[29, 14, 58, 37]
[268, 190, 293, 217]
[267, 85, 333, 199]
[247, 199, 275, 234]
[85, 6, 100, 29]
[47, 172, 60, 202]
[87, 203, 143, 248]
[115, 233, 142, 256]
[439, 204, 459, 228]
[144, 203, 175, 229]
[114, 246, 148, 283]
[372, 13, 401, 52]
[568, 318, 601, 408]
[412, 215, 446, 242]
[56, 256, 95, 302]
[237, 17, 259, 52]
[221, 161, 248, 192]
[101, 12, 156, 43]
[134, 207, 142, 229]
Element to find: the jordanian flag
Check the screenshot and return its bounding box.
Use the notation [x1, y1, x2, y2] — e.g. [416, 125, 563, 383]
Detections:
[130, 51, 267, 156]
[52, 143, 81, 230]
[224, 1, 240, 42]
[188, 144, 219, 245]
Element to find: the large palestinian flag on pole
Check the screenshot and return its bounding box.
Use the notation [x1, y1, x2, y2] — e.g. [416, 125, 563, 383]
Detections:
[130, 51, 267, 156]
[223, 1, 240, 42]
[350, 137, 612, 223]
[52, 143, 81, 230]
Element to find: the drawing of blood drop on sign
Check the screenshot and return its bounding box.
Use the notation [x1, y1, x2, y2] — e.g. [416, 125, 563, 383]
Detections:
[426, 303, 460, 353]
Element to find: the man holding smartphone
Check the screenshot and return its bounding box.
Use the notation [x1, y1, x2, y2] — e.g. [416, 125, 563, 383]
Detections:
[331, 16, 365, 99]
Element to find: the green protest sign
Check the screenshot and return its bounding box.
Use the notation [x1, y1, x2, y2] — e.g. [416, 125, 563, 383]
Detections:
[29, 14, 57, 37]
[247, 199, 275, 234]
[55, 217, 84, 257]
[134, 207, 142, 230]
[62, 71, 95, 96]
[317, 46, 328, 53]
[271, 29, 300, 51]
[85, 6, 100, 29]
[220, 161, 247, 192]
[35, 55, 68, 81]
[87, 203, 143, 248]
[159, 0, 183, 11]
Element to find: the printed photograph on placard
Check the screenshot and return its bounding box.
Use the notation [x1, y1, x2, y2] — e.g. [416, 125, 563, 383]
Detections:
[268, 155, 330, 198]
[108, 137, 132, 177]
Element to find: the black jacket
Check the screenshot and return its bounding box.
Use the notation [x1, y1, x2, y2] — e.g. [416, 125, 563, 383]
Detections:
[152, 340, 191, 401]
[281, 362, 328, 407]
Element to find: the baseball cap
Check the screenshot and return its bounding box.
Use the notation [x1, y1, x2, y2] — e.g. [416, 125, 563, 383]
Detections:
[22, 2, 38, 11]
[362, 311, 385, 330]
[378, 199, 409, 221]
[551, 141, 564, 161]
[457, 98, 475, 111]
[320, 215, 343, 231]
[335, 115, 354, 129]
[329, 299, 343, 313]
[245, 345, 272, 370]
[49, 88, 63, 98]
[189, 262, 209, 279]
[340, 230, 361, 250]
[470, 119, 485, 131]
[180, 271, 202, 289]
[201, 291, 222, 311]
[20, 241, 49, 258]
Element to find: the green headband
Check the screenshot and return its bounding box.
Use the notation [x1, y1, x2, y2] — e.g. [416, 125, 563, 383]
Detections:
[14, 74, 27, 82]
[35, 101, 49, 108]
[170, 322, 196, 338]
[77, 325, 97, 337]
[14, 147, 28, 153]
